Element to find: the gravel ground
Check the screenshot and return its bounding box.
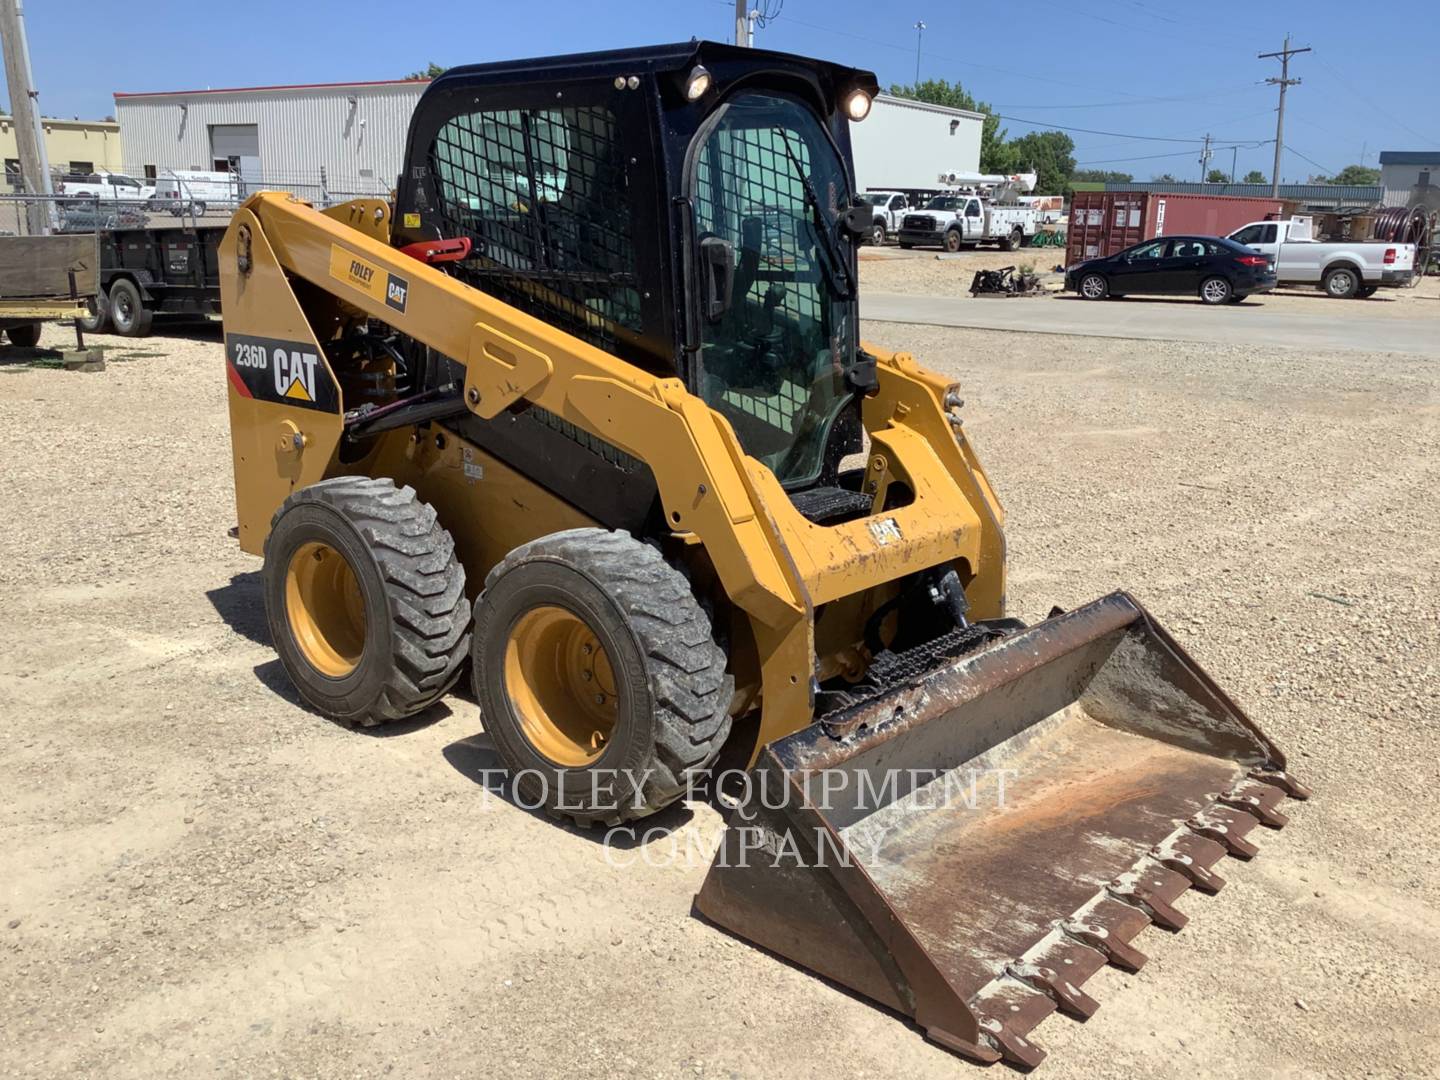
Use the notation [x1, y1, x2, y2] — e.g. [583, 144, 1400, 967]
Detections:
[859, 244, 1440, 316]
[2, 318, 1437, 1079]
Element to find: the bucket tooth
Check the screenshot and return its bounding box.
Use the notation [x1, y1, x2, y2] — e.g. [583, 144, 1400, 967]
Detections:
[1005, 962, 1101, 1020]
[1060, 917, 1149, 973]
[1106, 867, 1191, 932]
[1220, 781, 1291, 829]
[1187, 805, 1262, 858]
[1249, 767, 1312, 800]
[1150, 834, 1229, 894]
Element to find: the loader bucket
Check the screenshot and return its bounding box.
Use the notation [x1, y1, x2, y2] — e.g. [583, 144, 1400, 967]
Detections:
[695, 592, 1308, 1070]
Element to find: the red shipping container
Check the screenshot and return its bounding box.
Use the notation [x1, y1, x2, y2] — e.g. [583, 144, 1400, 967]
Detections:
[1065, 191, 1290, 266]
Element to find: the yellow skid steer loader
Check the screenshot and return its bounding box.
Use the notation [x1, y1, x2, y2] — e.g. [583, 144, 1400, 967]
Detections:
[220, 42, 1307, 1068]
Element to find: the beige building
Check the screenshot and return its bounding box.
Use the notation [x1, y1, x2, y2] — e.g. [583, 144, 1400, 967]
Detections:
[0, 115, 124, 189]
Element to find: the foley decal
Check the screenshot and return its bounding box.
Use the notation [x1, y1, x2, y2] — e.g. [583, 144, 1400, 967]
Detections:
[328, 244, 409, 314]
[225, 333, 340, 413]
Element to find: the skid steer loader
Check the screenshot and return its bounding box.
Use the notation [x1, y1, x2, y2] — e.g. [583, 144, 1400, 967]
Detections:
[221, 42, 1308, 1069]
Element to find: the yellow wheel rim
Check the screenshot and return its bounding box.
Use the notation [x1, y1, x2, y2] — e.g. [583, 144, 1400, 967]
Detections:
[503, 605, 619, 767]
[285, 541, 366, 678]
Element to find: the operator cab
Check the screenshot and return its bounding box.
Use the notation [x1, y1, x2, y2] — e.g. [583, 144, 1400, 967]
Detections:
[392, 42, 879, 495]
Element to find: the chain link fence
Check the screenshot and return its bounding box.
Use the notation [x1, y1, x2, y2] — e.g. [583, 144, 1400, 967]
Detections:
[3, 166, 397, 235]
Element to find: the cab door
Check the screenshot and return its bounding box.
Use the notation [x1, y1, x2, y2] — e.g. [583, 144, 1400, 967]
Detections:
[963, 199, 984, 242]
[887, 193, 907, 228]
[1109, 238, 1170, 294]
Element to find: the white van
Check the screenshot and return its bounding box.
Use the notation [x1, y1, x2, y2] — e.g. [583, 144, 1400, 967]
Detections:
[149, 171, 241, 216]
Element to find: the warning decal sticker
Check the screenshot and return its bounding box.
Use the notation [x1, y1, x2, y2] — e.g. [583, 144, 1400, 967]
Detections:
[225, 333, 339, 413]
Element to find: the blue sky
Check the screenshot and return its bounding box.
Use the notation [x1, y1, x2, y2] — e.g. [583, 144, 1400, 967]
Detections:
[24, 0, 1439, 182]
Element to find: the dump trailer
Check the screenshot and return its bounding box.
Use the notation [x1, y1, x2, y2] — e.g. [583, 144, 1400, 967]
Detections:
[220, 42, 1307, 1069]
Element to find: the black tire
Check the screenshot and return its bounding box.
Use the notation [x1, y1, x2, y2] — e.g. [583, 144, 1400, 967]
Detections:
[1356, 285, 1377, 298]
[191, 201, 207, 216]
[999, 228, 1023, 252]
[263, 476, 470, 726]
[1199, 276, 1232, 305]
[1078, 272, 1109, 300]
[6, 322, 41, 348]
[1323, 266, 1359, 299]
[78, 292, 110, 333]
[108, 279, 153, 337]
[898, 241, 914, 250]
[869, 223, 886, 246]
[473, 528, 733, 827]
[944, 229, 963, 253]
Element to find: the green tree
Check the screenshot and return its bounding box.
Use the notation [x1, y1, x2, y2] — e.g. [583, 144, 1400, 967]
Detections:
[1152, 173, 1179, 182]
[1315, 164, 1381, 186]
[888, 79, 1013, 173]
[405, 62, 446, 80]
[1004, 130, 1075, 195]
[1071, 169, 1134, 184]
[1206, 169, 1230, 184]
[1242, 169, 1267, 184]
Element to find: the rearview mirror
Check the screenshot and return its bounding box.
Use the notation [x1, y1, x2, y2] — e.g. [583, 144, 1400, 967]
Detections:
[699, 236, 734, 322]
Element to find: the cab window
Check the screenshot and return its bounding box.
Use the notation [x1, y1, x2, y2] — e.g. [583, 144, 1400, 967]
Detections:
[965, 200, 981, 217]
[428, 103, 642, 353]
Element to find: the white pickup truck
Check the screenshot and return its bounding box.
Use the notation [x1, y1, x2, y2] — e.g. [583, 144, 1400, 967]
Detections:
[897, 194, 1039, 252]
[59, 172, 155, 203]
[857, 190, 915, 246]
[1227, 218, 1416, 298]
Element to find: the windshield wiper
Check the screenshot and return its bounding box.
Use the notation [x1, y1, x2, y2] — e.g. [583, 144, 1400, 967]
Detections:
[773, 128, 857, 300]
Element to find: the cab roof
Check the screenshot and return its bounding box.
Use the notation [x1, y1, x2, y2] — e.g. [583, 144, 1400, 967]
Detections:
[430, 40, 878, 107]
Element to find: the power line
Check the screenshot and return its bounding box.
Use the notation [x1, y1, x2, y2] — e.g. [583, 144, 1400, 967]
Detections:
[994, 114, 1213, 143]
[1076, 141, 1270, 166]
[1312, 56, 1439, 148]
[1283, 143, 1337, 178]
[993, 85, 1260, 111]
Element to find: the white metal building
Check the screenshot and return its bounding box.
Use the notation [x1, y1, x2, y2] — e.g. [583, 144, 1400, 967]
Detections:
[113, 78, 430, 201]
[850, 93, 983, 193]
[1378, 151, 1440, 208]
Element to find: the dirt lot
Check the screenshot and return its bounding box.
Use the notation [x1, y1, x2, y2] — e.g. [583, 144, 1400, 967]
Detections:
[2, 319, 1437, 1080]
[859, 244, 1440, 316]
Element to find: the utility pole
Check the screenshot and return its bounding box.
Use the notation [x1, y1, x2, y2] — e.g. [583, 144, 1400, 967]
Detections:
[1198, 134, 1213, 182]
[734, 0, 749, 47]
[0, 0, 54, 234]
[1230, 145, 1238, 184]
[1259, 34, 1309, 199]
[913, 21, 926, 85]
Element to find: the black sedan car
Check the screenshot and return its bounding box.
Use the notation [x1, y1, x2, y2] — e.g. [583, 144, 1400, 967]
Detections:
[1065, 235, 1276, 304]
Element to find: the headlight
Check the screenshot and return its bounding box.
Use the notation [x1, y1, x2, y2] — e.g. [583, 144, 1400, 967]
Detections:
[844, 89, 872, 121]
[685, 66, 712, 102]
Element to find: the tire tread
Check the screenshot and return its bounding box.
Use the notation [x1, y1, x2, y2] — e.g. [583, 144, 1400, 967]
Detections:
[481, 528, 733, 822]
[268, 476, 470, 726]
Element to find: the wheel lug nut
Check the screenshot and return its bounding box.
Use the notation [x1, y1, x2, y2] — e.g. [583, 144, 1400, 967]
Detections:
[581, 643, 593, 655]
[582, 670, 593, 681]
[594, 694, 606, 705]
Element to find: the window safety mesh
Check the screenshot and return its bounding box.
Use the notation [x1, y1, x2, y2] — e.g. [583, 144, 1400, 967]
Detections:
[430, 105, 641, 354]
[690, 102, 851, 489]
